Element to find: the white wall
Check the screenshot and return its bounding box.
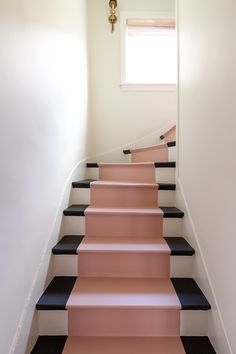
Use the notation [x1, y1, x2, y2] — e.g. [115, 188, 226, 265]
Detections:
[0, 1, 90, 353]
[178, 1, 236, 353]
[88, 0, 176, 156]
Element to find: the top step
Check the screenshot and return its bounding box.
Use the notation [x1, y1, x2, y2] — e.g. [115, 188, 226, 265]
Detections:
[160, 125, 176, 142]
[124, 141, 176, 163]
[131, 143, 169, 163]
[87, 162, 176, 168]
[123, 141, 176, 155]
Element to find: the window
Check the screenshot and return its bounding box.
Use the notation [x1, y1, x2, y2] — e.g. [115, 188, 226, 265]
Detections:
[120, 13, 177, 90]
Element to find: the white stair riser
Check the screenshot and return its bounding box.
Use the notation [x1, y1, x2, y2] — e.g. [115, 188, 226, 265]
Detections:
[168, 146, 176, 162]
[86, 168, 175, 184]
[38, 309, 208, 336]
[53, 255, 194, 278]
[70, 189, 175, 207]
[67, 308, 180, 336]
[62, 216, 183, 237]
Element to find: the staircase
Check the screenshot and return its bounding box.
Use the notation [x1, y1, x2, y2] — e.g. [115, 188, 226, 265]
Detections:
[31, 127, 216, 353]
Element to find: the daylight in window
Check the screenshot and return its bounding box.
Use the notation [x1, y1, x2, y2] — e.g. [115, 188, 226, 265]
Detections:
[124, 18, 177, 85]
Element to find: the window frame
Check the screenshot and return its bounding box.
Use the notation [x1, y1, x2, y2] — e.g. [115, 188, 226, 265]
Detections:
[120, 11, 177, 92]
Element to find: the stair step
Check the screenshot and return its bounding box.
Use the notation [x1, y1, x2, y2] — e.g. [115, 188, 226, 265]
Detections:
[160, 125, 176, 142]
[66, 277, 180, 336]
[62, 336, 185, 354]
[52, 236, 194, 256]
[181, 336, 216, 354]
[130, 143, 169, 163]
[52, 237, 195, 278]
[90, 181, 158, 208]
[98, 162, 156, 183]
[36, 277, 77, 310]
[85, 207, 163, 238]
[86, 162, 176, 184]
[77, 237, 170, 278]
[63, 205, 184, 218]
[66, 277, 180, 309]
[36, 277, 210, 311]
[62, 212, 183, 237]
[72, 179, 176, 190]
[31, 335, 216, 354]
[87, 162, 176, 168]
[31, 336, 67, 354]
[70, 181, 176, 206]
[52, 236, 84, 255]
[171, 278, 211, 310]
[123, 141, 176, 154]
[165, 237, 195, 256]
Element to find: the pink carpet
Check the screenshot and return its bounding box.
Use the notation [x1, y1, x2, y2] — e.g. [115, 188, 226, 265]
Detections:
[64, 160, 186, 352]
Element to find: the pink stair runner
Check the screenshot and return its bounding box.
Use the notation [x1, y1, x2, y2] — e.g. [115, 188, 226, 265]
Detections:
[162, 125, 176, 142]
[63, 161, 187, 353]
[131, 143, 168, 163]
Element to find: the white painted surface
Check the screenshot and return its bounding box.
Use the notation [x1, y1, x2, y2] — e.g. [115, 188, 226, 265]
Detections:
[38, 311, 68, 336]
[178, 0, 236, 352]
[0, 2, 89, 353]
[163, 218, 183, 237]
[170, 256, 194, 278]
[180, 311, 208, 336]
[87, 0, 177, 156]
[53, 255, 78, 277]
[168, 146, 176, 162]
[38, 309, 208, 336]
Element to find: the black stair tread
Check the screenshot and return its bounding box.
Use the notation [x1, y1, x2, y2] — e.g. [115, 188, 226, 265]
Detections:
[72, 179, 96, 188]
[159, 183, 176, 191]
[160, 206, 184, 218]
[181, 336, 216, 354]
[167, 140, 176, 147]
[123, 149, 131, 155]
[63, 205, 184, 218]
[31, 336, 216, 354]
[122, 141, 176, 154]
[36, 277, 210, 311]
[52, 236, 84, 255]
[165, 237, 195, 256]
[171, 278, 211, 310]
[72, 179, 176, 191]
[63, 204, 89, 216]
[87, 162, 176, 168]
[52, 236, 194, 256]
[30, 336, 67, 354]
[36, 277, 77, 310]
[155, 161, 176, 168]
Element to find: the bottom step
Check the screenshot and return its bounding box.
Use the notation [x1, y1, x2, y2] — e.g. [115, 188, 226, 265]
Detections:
[31, 336, 216, 354]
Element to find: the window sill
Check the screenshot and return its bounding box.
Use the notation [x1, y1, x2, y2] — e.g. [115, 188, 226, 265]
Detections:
[120, 82, 177, 92]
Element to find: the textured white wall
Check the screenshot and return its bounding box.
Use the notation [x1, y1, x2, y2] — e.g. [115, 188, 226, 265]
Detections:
[88, 0, 177, 156]
[0, 1, 89, 353]
[178, 1, 236, 353]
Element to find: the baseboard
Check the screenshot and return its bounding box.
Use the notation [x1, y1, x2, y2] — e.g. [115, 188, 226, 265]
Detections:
[175, 178, 232, 354]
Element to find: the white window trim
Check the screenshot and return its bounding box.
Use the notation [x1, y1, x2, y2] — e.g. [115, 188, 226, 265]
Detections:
[120, 11, 177, 92]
